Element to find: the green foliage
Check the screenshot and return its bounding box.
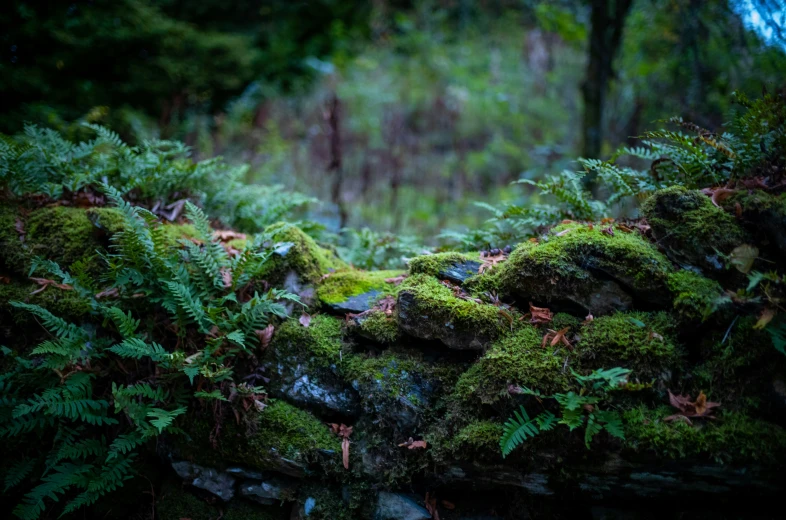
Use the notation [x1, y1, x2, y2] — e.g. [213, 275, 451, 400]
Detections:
[337, 227, 423, 270]
[500, 367, 630, 456]
[0, 187, 299, 519]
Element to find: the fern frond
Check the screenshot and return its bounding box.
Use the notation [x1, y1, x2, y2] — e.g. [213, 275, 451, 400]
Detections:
[500, 406, 541, 458]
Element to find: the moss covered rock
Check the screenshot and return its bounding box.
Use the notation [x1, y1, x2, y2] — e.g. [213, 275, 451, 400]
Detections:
[396, 274, 511, 350]
[642, 187, 747, 274]
[666, 270, 724, 322]
[317, 269, 403, 313]
[494, 222, 674, 315]
[408, 252, 482, 284]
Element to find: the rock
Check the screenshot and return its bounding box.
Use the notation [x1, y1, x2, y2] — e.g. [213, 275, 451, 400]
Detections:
[171, 461, 236, 501]
[239, 474, 299, 505]
[374, 492, 432, 520]
[325, 288, 383, 313]
[278, 365, 361, 418]
[408, 252, 483, 285]
[437, 259, 483, 285]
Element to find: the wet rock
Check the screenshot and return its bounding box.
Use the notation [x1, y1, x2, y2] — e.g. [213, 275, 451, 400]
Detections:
[238, 474, 299, 505]
[437, 259, 483, 285]
[374, 492, 432, 520]
[325, 288, 383, 314]
[171, 461, 236, 501]
[272, 360, 360, 419]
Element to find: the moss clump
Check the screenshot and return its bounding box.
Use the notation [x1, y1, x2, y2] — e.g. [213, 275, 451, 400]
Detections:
[317, 269, 403, 305]
[356, 309, 399, 344]
[156, 480, 287, 520]
[624, 406, 786, 464]
[396, 273, 510, 349]
[269, 314, 344, 368]
[245, 400, 338, 461]
[579, 311, 681, 377]
[408, 252, 481, 278]
[442, 420, 503, 455]
[85, 207, 126, 234]
[254, 222, 347, 286]
[666, 270, 724, 321]
[642, 186, 747, 272]
[0, 279, 92, 325]
[0, 203, 28, 272]
[158, 222, 200, 248]
[453, 326, 572, 404]
[495, 222, 673, 314]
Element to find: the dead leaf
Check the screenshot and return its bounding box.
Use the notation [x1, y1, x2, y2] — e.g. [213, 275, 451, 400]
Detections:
[398, 437, 428, 450]
[648, 331, 664, 342]
[213, 229, 247, 242]
[254, 325, 275, 350]
[701, 186, 737, 207]
[299, 313, 312, 328]
[29, 277, 73, 295]
[601, 226, 615, 237]
[220, 267, 233, 288]
[729, 244, 759, 274]
[528, 237, 539, 243]
[95, 287, 120, 299]
[528, 302, 553, 324]
[478, 252, 506, 274]
[424, 492, 440, 520]
[375, 295, 397, 315]
[583, 313, 594, 325]
[735, 202, 742, 217]
[555, 228, 573, 237]
[754, 307, 776, 330]
[617, 224, 633, 233]
[664, 390, 720, 423]
[0, 275, 10, 284]
[329, 423, 353, 469]
[384, 274, 408, 285]
[601, 217, 615, 224]
[560, 219, 575, 224]
[14, 218, 25, 242]
[541, 327, 573, 351]
[441, 500, 455, 510]
[319, 273, 333, 282]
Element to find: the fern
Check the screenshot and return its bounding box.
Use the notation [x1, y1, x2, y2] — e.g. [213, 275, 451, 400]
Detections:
[500, 406, 542, 458]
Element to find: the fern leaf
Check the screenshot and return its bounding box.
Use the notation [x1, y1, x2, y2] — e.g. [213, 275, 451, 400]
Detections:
[500, 406, 541, 458]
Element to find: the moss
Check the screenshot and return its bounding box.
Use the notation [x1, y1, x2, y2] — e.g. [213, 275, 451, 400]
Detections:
[408, 251, 481, 277]
[270, 314, 344, 368]
[24, 206, 104, 270]
[0, 279, 92, 325]
[397, 273, 511, 348]
[156, 480, 287, 520]
[226, 237, 248, 250]
[666, 270, 724, 322]
[579, 311, 681, 377]
[445, 420, 503, 453]
[158, 222, 199, 248]
[294, 486, 356, 520]
[624, 406, 786, 464]
[343, 349, 449, 399]
[85, 207, 126, 234]
[642, 186, 747, 271]
[357, 309, 399, 344]
[453, 326, 572, 404]
[254, 222, 347, 286]
[0, 203, 31, 272]
[551, 312, 582, 332]
[317, 269, 403, 305]
[495, 222, 673, 312]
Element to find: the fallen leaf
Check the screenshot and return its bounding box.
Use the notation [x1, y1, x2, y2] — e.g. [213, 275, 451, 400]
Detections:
[560, 219, 575, 224]
[735, 202, 742, 217]
[213, 229, 247, 242]
[528, 302, 553, 324]
[541, 327, 573, 351]
[648, 331, 664, 342]
[375, 295, 396, 315]
[220, 267, 233, 288]
[701, 186, 737, 207]
[601, 226, 615, 237]
[424, 492, 440, 520]
[583, 313, 594, 325]
[29, 277, 73, 295]
[601, 217, 615, 224]
[254, 325, 275, 350]
[319, 273, 333, 282]
[328, 423, 353, 469]
[398, 437, 428, 450]
[384, 274, 408, 285]
[664, 390, 720, 423]
[555, 228, 573, 237]
[754, 308, 776, 330]
[14, 218, 25, 242]
[478, 252, 506, 274]
[617, 224, 633, 233]
[0, 275, 10, 284]
[299, 313, 312, 328]
[729, 244, 759, 274]
[441, 500, 455, 510]
[95, 287, 120, 299]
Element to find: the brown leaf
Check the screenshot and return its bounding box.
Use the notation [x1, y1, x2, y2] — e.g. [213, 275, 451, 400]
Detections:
[220, 267, 233, 288]
[328, 423, 353, 469]
[0, 275, 10, 284]
[617, 224, 633, 233]
[375, 295, 396, 315]
[729, 244, 759, 274]
[528, 302, 553, 324]
[648, 331, 664, 342]
[29, 277, 73, 295]
[441, 500, 455, 510]
[342, 437, 350, 469]
[555, 228, 573, 237]
[398, 437, 428, 450]
[254, 325, 275, 350]
[601, 217, 615, 224]
[478, 252, 507, 274]
[667, 390, 720, 419]
[601, 226, 615, 237]
[542, 327, 573, 351]
[754, 307, 776, 330]
[424, 492, 440, 520]
[701, 186, 737, 207]
[95, 287, 120, 299]
[384, 274, 408, 285]
[299, 313, 312, 328]
[213, 229, 247, 242]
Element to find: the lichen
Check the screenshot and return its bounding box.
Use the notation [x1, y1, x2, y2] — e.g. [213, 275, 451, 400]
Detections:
[453, 325, 573, 404]
[642, 186, 747, 271]
[254, 222, 347, 286]
[624, 406, 786, 464]
[408, 251, 481, 278]
[269, 314, 345, 369]
[666, 270, 724, 322]
[579, 311, 681, 377]
[317, 269, 403, 305]
[494, 222, 673, 313]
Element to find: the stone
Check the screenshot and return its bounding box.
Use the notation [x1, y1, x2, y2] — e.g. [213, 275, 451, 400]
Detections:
[274, 363, 361, 419]
[374, 492, 432, 520]
[239, 474, 299, 505]
[437, 259, 483, 285]
[171, 461, 236, 501]
[325, 288, 383, 314]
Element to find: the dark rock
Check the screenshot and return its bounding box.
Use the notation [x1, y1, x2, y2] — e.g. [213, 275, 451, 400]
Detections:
[283, 271, 316, 313]
[374, 492, 432, 520]
[171, 461, 236, 501]
[325, 288, 383, 314]
[238, 474, 299, 505]
[438, 259, 483, 285]
[272, 362, 360, 419]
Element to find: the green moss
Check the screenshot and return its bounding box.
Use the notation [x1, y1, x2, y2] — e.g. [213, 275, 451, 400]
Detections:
[156, 480, 286, 520]
[357, 309, 399, 344]
[317, 269, 403, 305]
[0, 279, 92, 325]
[0, 203, 31, 272]
[397, 273, 510, 346]
[226, 237, 248, 250]
[255, 222, 347, 286]
[551, 312, 582, 332]
[270, 314, 344, 368]
[624, 406, 786, 464]
[446, 420, 503, 453]
[642, 186, 747, 270]
[408, 251, 481, 277]
[344, 349, 453, 399]
[666, 270, 724, 322]
[158, 222, 199, 248]
[24, 206, 103, 269]
[579, 311, 681, 377]
[495, 222, 673, 311]
[453, 326, 572, 404]
[85, 207, 126, 234]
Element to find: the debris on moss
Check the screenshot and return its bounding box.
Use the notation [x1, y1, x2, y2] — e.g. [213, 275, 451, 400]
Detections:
[453, 325, 572, 404]
[254, 222, 347, 286]
[642, 186, 747, 273]
[396, 273, 511, 350]
[495, 222, 673, 315]
[667, 270, 724, 321]
[579, 311, 681, 378]
[624, 406, 786, 464]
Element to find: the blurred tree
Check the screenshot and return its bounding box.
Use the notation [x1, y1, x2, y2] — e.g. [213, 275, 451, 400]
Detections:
[0, 0, 372, 134]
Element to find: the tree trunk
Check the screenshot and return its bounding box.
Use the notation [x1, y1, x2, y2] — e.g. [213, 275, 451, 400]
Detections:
[581, 0, 634, 164]
[325, 93, 348, 230]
